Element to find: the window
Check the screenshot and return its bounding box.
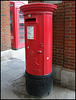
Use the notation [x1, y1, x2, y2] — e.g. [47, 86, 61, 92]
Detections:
[19, 15, 24, 18]
[20, 39, 25, 43]
[20, 32, 24, 35]
[20, 27, 24, 31]
[20, 35, 25, 39]
[44, 1, 62, 4]
[19, 11, 23, 15]
[20, 23, 24, 27]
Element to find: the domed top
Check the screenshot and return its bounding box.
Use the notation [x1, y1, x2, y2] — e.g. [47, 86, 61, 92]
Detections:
[20, 3, 57, 13]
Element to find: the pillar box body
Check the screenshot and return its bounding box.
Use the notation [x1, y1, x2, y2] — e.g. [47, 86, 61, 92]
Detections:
[20, 3, 57, 97]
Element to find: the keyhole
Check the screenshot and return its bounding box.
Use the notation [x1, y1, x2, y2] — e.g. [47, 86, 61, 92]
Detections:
[41, 43, 43, 47]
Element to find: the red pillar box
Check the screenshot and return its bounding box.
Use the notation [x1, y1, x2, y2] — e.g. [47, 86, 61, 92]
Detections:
[20, 3, 57, 97]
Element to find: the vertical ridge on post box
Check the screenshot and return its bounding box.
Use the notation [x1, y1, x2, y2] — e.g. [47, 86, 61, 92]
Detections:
[44, 14, 53, 75]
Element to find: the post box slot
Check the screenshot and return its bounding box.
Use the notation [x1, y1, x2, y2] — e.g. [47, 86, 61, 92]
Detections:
[25, 18, 36, 22]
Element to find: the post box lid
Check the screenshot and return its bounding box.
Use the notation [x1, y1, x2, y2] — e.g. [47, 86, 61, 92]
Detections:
[20, 3, 57, 13]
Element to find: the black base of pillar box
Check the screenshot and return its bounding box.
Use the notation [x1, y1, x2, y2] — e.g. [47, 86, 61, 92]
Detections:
[25, 71, 53, 97]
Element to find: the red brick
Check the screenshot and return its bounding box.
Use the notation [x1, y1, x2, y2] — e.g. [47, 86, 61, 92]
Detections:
[1, 1, 11, 51]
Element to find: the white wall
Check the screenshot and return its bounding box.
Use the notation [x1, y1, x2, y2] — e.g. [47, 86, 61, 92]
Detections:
[44, 1, 62, 4]
[21, 1, 28, 4]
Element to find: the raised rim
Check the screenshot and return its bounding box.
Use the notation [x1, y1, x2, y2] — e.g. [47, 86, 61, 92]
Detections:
[20, 3, 57, 13]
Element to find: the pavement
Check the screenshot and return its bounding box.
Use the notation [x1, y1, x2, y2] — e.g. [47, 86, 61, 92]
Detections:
[1, 48, 75, 99]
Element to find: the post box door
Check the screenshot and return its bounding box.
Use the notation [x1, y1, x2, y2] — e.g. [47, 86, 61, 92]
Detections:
[25, 15, 44, 76]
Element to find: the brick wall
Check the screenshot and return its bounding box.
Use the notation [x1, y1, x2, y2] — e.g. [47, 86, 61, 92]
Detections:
[53, 2, 65, 66]
[53, 1, 75, 70]
[28, 1, 75, 70]
[64, 1, 75, 70]
[28, 0, 44, 3]
[1, 1, 11, 51]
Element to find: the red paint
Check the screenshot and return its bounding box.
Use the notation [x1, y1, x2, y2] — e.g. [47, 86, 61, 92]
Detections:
[10, 1, 25, 49]
[20, 3, 57, 75]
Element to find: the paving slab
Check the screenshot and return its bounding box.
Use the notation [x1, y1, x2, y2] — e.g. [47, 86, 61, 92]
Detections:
[1, 48, 75, 99]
